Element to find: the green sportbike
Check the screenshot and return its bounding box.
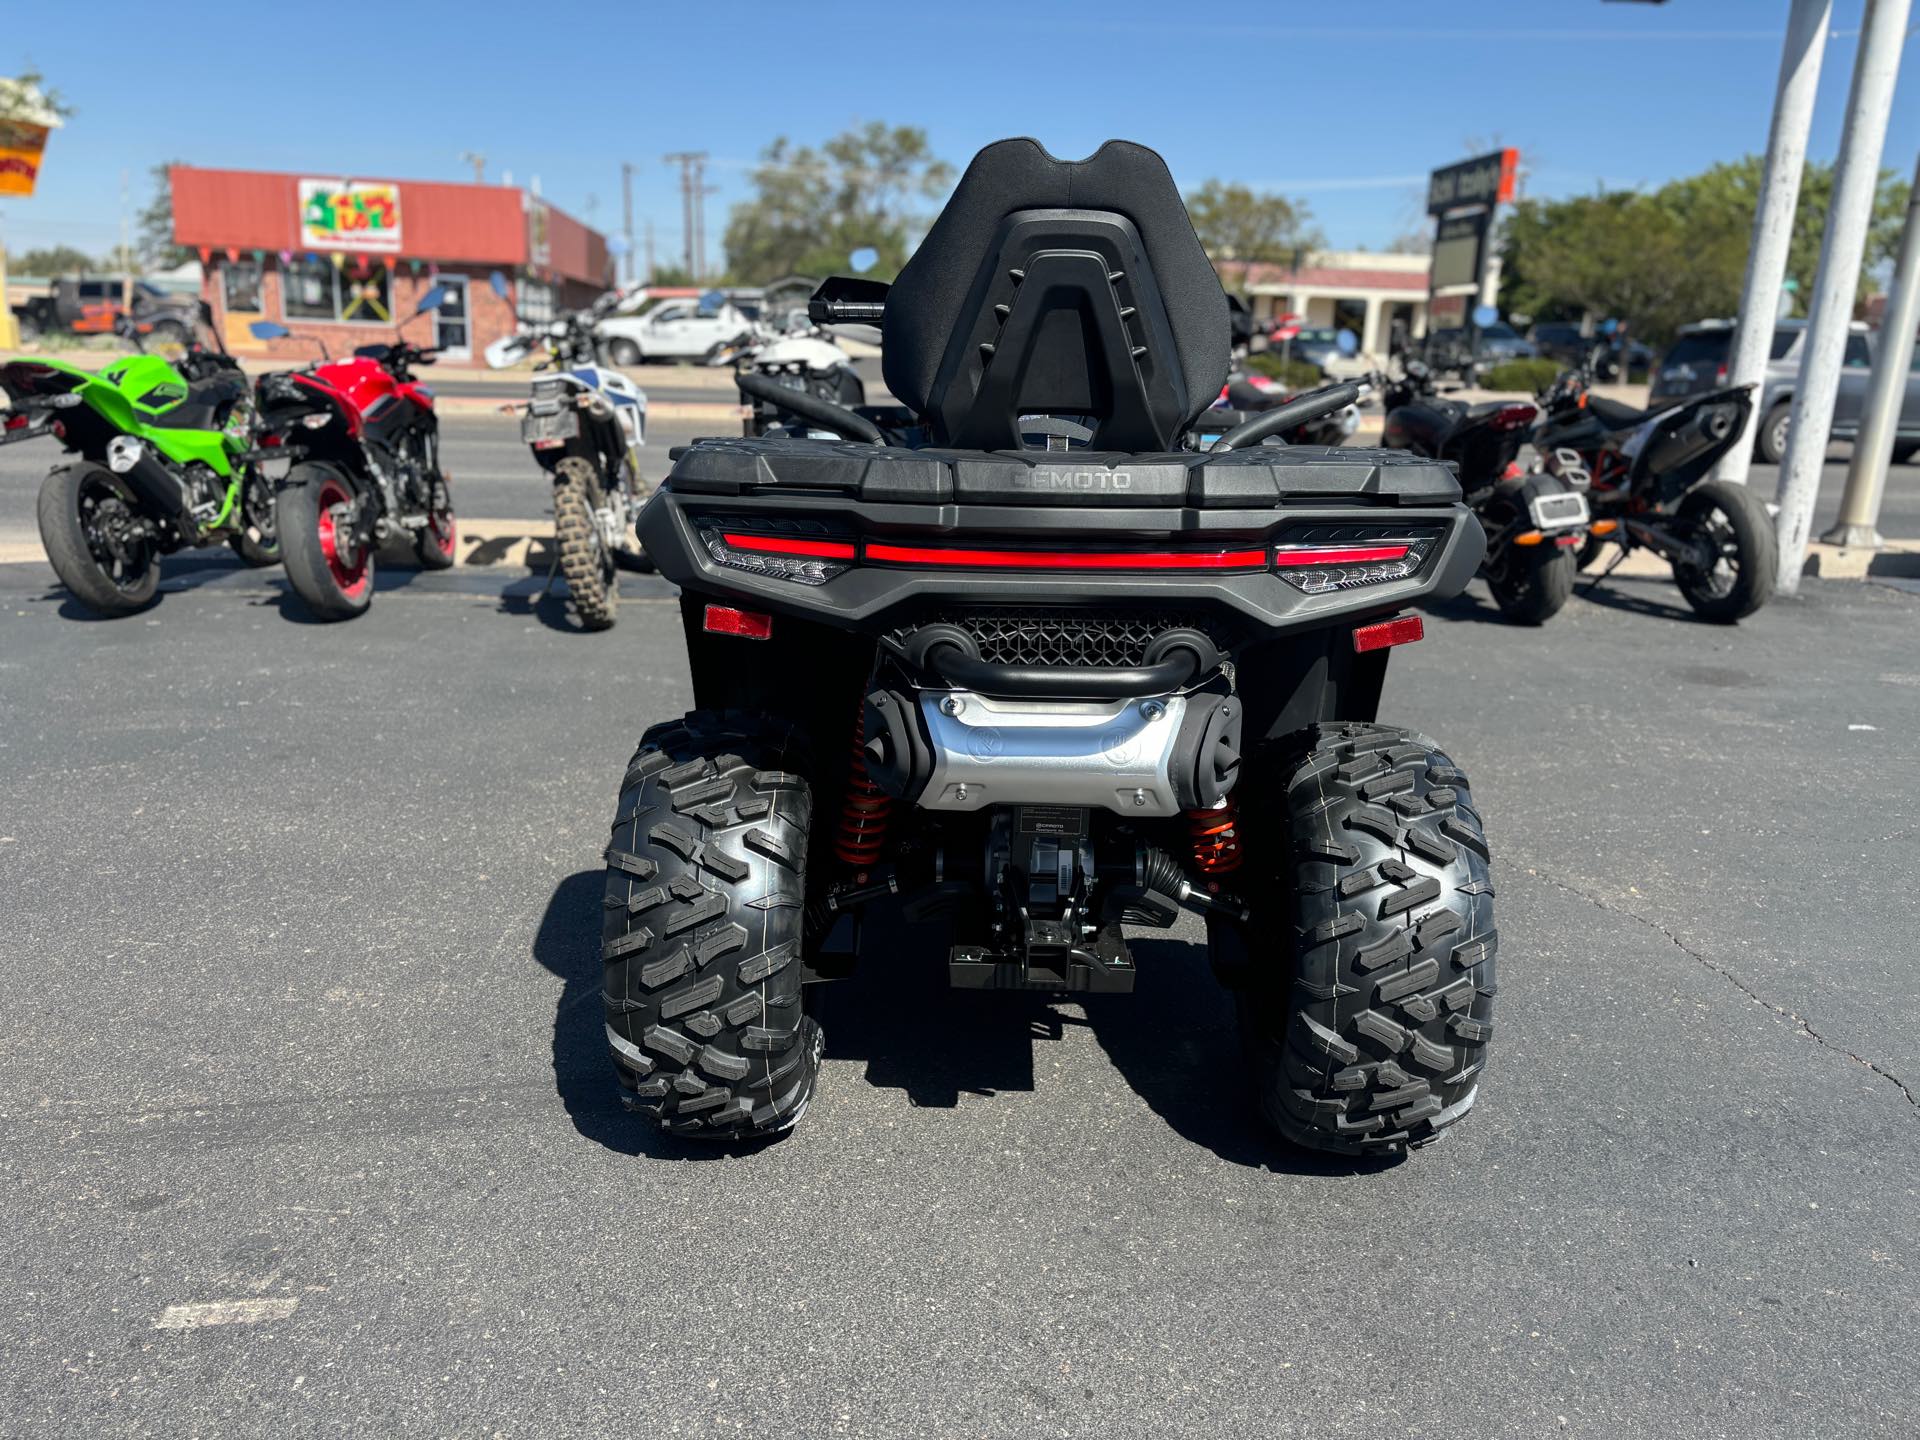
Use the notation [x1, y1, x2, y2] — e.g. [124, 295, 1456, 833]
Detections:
[0, 307, 279, 615]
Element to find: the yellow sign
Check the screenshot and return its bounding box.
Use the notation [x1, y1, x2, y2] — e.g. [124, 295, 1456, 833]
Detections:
[0, 118, 51, 198]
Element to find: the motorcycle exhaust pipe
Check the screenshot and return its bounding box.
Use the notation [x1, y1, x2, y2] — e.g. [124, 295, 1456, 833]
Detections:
[108, 438, 195, 532]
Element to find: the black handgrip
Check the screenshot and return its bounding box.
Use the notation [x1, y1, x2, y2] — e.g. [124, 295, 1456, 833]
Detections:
[735, 369, 884, 444]
[927, 645, 1200, 699]
[1210, 380, 1366, 452]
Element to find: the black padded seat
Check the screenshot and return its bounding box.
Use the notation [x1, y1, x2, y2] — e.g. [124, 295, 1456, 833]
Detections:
[1586, 393, 1657, 429]
[882, 139, 1230, 454]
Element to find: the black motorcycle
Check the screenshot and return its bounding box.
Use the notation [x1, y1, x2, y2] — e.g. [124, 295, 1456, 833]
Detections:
[600, 138, 1499, 1159]
[1379, 360, 1591, 623]
[1531, 367, 1775, 623]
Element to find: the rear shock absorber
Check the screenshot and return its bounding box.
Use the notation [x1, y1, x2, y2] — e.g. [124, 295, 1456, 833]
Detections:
[834, 697, 892, 870]
[1186, 795, 1244, 876]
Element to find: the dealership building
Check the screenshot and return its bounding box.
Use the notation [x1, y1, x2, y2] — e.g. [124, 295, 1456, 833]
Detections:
[169, 165, 613, 362]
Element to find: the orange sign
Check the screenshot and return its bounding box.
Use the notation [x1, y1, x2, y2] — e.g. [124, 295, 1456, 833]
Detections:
[0, 118, 51, 197]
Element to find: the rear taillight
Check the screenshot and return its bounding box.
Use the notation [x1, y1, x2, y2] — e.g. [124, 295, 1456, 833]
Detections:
[1272, 539, 1432, 594]
[4, 414, 27, 431]
[1487, 403, 1537, 432]
[702, 528, 855, 586]
[1716, 364, 1728, 383]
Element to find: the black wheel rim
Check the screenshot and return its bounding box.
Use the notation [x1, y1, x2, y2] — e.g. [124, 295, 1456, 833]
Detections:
[1677, 505, 1742, 599]
[76, 474, 155, 593]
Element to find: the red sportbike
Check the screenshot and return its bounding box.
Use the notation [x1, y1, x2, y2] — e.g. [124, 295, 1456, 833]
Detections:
[250, 289, 456, 619]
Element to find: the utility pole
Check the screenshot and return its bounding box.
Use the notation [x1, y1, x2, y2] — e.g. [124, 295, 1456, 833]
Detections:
[119, 167, 132, 309]
[662, 152, 707, 280]
[697, 177, 719, 284]
[1713, 0, 1832, 488]
[644, 220, 655, 284]
[460, 151, 486, 185]
[621, 162, 637, 287]
[1823, 151, 1920, 547]
[1775, 0, 1911, 596]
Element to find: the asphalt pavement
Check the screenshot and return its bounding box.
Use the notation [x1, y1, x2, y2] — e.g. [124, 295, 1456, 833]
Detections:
[0, 419, 1917, 1438]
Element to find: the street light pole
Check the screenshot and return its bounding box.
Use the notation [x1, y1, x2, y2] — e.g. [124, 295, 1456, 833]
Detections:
[621, 162, 636, 288]
[1774, 0, 1910, 596]
[1713, 0, 1832, 488]
[1823, 150, 1920, 547]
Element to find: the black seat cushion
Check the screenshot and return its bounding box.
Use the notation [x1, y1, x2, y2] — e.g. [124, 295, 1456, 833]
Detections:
[1587, 393, 1655, 430]
[882, 138, 1229, 452]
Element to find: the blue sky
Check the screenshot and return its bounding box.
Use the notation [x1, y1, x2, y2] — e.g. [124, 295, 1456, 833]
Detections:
[5, 0, 1916, 267]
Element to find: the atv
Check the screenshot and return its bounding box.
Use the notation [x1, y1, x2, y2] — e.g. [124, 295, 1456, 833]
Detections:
[601, 139, 1497, 1156]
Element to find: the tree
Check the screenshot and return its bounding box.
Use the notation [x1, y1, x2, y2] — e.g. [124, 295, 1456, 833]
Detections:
[137, 162, 193, 269]
[1498, 156, 1911, 346]
[1183, 180, 1321, 265]
[722, 124, 953, 284]
[646, 264, 696, 288]
[0, 69, 73, 123]
[8, 245, 94, 275]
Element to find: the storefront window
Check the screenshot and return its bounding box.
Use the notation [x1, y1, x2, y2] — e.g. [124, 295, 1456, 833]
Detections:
[279, 258, 392, 324]
[223, 260, 264, 313]
[518, 280, 554, 325]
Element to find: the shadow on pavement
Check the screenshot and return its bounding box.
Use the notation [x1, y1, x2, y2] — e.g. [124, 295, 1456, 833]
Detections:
[822, 907, 1397, 1176]
[532, 868, 769, 1161]
[1575, 575, 1702, 623]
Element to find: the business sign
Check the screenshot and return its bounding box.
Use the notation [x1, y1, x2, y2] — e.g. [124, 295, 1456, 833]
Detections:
[0, 117, 51, 197]
[1430, 212, 1490, 292]
[300, 179, 403, 253]
[1427, 149, 1518, 216]
[527, 197, 550, 268]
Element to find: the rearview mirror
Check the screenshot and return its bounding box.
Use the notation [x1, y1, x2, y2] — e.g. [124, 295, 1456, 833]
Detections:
[849, 246, 879, 274]
[1335, 328, 1359, 356]
[697, 288, 727, 318]
[250, 320, 291, 340]
[416, 283, 448, 314]
[489, 271, 510, 300]
[482, 335, 523, 370]
[1471, 303, 1499, 328]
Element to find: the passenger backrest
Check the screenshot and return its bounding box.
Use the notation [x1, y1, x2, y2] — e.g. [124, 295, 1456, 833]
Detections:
[882, 139, 1229, 452]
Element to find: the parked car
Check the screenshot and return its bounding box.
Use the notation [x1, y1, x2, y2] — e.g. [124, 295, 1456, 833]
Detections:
[1650, 318, 1911, 464]
[594, 291, 758, 366]
[1425, 322, 1536, 369]
[1526, 322, 1653, 379]
[10, 277, 199, 346]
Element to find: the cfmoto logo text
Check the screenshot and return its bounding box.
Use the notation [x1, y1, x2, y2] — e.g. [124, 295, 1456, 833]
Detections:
[1018, 470, 1134, 492]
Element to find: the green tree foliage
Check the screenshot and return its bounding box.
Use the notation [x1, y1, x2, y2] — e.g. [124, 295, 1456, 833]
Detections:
[646, 264, 696, 288]
[137, 162, 193, 269]
[7, 245, 95, 275]
[1499, 156, 1911, 346]
[722, 124, 954, 285]
[0, 70, 74, 123]
[1184, 181, 1322, 264]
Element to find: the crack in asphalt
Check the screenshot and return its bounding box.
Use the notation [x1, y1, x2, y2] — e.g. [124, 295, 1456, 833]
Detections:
[1523, 862, 1920, 1114]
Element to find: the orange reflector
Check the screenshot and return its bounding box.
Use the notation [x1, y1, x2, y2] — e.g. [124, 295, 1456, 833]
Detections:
[1512, 529, 1545, 546]
[703, 604, 773, 640]
[1590, 518, 1619, 536]
[1352, 614, 1424, 653]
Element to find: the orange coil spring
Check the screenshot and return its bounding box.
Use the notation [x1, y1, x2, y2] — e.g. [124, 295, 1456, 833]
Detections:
[1186, 796, 1244, 875]
[834, 700, 893, 867]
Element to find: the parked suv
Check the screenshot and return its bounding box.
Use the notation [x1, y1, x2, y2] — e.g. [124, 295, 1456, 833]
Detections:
[10, 277, 198, 346]
[1652, 318, 1916, 464]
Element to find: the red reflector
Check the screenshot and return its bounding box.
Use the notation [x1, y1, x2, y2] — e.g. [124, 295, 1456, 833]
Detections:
[4, 414, 28, 431]
[261, 432, 283, 447]
[1272, 543, 1411, 568]
[703, 604, 773, 639]
[721, 532, 857, 560]
[862, 542, 1266, 571]
[1488, 403, 1537, 432]
[1554, 534, 1580, 548]
[1352, 615, 1424, 653]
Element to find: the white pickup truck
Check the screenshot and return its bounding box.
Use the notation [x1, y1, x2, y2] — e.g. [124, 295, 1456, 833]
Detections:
[594, 292, 758, 366]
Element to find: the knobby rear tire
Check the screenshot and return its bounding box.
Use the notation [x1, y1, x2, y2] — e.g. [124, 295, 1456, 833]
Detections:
[1235, 722, 1497, 1157]
[554, 457, 616, 631]
[601, 710, 822, 1139]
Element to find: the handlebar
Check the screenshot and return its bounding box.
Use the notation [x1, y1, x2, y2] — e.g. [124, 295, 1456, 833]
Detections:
[1208, 380, 1369, 452]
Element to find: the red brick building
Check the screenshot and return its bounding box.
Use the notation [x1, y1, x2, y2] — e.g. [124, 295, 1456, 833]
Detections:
[170, 165, 612, 362]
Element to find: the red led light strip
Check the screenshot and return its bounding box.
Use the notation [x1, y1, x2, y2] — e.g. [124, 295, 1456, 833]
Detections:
[721, 532, 858, 560]
[1271, 543, 1411, 568]
[862, 542, 1268, 571]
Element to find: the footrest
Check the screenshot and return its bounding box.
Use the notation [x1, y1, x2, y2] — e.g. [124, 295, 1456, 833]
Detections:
[947, 945, 1136, 993]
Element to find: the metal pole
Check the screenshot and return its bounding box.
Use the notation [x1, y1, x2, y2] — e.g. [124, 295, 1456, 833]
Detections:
[1775, 0, 1910, 596]
[621, 162, 636, 287]
[1715, 0, 1832, 488]
[1824, 150, 1920, 546]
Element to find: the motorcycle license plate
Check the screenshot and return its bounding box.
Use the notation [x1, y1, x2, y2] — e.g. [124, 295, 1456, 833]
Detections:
[1528, 490, 1591, 531]
[521, 408, 579, 447]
